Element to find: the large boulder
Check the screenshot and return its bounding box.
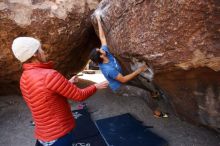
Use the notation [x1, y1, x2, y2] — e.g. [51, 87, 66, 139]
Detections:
[92, 0, 220, 131]
[0, 0, 100, 94]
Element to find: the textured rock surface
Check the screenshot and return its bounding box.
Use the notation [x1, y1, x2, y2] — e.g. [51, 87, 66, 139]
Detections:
[0, 0, 100, 94]
[92, 0, 220, 131]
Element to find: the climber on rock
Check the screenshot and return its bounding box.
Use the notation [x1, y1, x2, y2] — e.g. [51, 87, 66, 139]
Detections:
[11, 37, 108, 146]
[89, 14, 168, 118]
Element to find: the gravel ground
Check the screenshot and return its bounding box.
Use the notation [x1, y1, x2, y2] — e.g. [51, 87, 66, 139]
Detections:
[0, 72, 219, 146]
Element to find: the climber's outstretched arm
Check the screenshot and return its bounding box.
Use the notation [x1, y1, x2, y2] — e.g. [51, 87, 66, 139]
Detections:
[96, 15, 107, 46]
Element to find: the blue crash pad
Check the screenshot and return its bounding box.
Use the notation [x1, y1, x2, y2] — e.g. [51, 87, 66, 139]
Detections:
[72, 109, 107, 146]
[96, 113, 168, 146]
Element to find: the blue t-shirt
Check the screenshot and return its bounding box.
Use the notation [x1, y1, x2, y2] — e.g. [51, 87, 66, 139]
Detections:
[99, 45, 122, 91]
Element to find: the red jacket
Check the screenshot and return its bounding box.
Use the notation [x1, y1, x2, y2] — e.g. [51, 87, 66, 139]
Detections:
[20, 62, 96, 141]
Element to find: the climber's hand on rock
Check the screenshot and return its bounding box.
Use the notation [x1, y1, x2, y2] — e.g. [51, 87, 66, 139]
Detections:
[138, 65, 148, 72]
[96, 14, 101, 21]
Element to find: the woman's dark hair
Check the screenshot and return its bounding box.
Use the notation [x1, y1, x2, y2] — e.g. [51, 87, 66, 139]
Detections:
[89, 48, 103, 64]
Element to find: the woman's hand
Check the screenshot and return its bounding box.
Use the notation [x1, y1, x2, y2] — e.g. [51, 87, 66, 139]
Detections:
[69, 75, 79, 84]
[94, 81, 109, 89]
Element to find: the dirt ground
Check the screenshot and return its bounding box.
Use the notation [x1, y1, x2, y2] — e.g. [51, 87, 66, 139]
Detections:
[0, 72, 219, 146]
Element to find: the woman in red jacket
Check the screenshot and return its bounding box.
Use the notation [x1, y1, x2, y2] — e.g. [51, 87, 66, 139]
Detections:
[12, 37, 108, 146]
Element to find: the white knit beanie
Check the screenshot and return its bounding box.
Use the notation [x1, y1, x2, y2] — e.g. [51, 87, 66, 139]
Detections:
[12, 37, 41, 62]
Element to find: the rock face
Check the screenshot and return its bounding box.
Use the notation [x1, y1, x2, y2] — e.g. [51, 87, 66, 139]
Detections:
[0, 0, 100, 94]
[92, 0, 220, 131]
